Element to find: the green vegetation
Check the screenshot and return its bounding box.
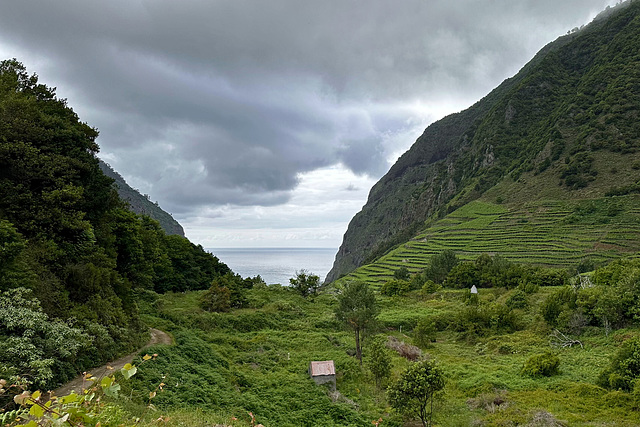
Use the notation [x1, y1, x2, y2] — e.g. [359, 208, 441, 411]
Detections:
[328, 0, 640, 283]
[4, 256, 640, 426]
[387, 359, 445, 427]
[289, 269, 321, 298]
[0, 59, 235, 390]
[341, 199, 640, 287]
[5, 2, 640, 425]
[335, 281, 379, 365]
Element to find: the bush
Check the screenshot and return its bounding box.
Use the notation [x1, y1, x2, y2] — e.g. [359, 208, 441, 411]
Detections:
[597, 338, 640, 391]
[394, 266, 410, 280]
[414, 318, 437, 348]
[506, 289, 528, 309]
[421, 280, 440, 295]
[380, 279, 411, 296]
[521, 352, 560, 377]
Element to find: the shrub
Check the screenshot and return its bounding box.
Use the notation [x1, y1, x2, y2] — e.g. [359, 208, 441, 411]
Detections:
[421, 280, 440, 295]
[414, 318, 437, 348]
[597, 338, 640, 391]
[381, 279, 411, 296]
[289, 269, 320, 297]
[424, 250, 459, 284]
[367, 335, 392, 388]
[394, 266, 410, 280]
[521, 352, 560, 377]
[506, 289, 528, 309]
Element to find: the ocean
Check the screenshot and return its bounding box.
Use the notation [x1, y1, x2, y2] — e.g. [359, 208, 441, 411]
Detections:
[207, 248, 337, 285]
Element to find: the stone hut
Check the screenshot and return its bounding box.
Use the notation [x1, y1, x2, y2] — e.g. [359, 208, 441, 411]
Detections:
[309, 360, 336, 390]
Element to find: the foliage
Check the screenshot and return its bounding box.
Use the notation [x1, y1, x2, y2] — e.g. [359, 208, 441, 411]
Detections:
[0, 59, 237, 390]
[414, 318, 437, 348]
[0, 288, 91, 390]
[3, 355, 156, 426]
[521, 352, 561, 377]
[423, 250, 459, 284]
[380, 279, 411, 296]
[597, 338, 640, 391]
[289, 269, 320, 298]
[393, 266, 410, 281]
[366, 335, 391, 388]
[450, 302, 522, 338]
[387, 359, 445, 427]
[200, 279, 232, 312]
[335, 281, 379, 364]
[506, 289, 529, 309]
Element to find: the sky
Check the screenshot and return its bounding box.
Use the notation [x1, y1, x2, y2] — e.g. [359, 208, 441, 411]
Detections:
[0, 0, 618, 248]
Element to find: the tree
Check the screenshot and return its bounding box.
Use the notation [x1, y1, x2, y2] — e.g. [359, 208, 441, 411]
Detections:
[289, 269, 321, 297]
[367, 335, 391, 388]
[424, 250, 459, 284]
[387, 359, 445, 427]
[335, 280, 379, 364]
[200, 278, 232, 312]
[394, 266, 410, 280]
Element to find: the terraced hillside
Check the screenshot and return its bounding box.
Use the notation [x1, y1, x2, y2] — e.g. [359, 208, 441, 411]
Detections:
[327, 1, 640, 282]
[343, 197, 640, 287]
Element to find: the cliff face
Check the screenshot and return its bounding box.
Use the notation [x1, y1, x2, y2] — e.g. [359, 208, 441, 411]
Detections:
[99, 160, 185, 237]
[326, 1, 640, 282]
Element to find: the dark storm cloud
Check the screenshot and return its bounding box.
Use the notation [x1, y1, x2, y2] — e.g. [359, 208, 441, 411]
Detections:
[0, 0, 614, 211]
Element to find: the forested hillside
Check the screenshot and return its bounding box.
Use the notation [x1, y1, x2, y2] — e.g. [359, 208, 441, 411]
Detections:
[327, 0, 640, 282]
[98, 160, 185, 237]
[0, 59, 233, 391]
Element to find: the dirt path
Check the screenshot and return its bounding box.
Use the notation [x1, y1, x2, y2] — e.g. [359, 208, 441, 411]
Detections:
[53, 328, 172, 396]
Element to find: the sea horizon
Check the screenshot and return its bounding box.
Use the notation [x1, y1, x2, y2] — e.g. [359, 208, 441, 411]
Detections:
[207, 247, 337, 285]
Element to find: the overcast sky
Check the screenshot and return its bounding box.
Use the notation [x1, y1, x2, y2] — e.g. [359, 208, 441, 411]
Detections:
[0, 0, 617, 248]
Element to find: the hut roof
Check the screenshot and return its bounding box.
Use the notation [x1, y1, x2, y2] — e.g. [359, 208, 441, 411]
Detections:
[309, 360, 335, 376]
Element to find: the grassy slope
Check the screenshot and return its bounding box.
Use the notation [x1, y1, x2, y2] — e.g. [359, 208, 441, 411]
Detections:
[343, 195, 640, 288]
[111, 285, 640, 427]
[329, 1, 640, 282]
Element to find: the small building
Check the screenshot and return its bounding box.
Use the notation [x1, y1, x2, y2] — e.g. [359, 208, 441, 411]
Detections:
[309, 360, 336, 390]
[470, 285, 478, 294]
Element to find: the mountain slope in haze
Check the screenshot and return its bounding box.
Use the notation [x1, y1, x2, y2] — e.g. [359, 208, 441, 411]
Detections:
[98, 160, 185, 237]
[327, 1, 640, 282]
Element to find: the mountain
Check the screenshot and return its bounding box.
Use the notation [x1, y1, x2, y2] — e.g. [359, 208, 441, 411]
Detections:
[326, 1, 640, 283]
[98, 160, 185, 237]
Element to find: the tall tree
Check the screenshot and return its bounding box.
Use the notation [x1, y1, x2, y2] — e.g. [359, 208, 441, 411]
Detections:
[335, 280, 378, 364]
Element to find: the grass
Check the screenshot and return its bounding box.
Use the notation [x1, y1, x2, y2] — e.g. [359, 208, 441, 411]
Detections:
[341, 197, 640, 288]
[100, 282, 640, 426]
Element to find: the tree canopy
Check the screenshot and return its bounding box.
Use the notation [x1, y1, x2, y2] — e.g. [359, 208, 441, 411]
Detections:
[0, 59, 236, 389]
[387, 359, 445, 427]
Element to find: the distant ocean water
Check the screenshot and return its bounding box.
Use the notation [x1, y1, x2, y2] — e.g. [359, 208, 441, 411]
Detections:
[207, 248, 337, 285]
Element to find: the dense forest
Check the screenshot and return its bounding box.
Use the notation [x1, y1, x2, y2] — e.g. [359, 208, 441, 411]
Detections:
[0, 59, 239, 391]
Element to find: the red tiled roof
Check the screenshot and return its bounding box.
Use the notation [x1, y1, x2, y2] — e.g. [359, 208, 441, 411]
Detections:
[310, 360, 335, 376]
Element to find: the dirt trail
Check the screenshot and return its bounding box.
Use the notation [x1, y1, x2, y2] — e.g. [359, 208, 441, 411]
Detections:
[53, 328, 172, 396]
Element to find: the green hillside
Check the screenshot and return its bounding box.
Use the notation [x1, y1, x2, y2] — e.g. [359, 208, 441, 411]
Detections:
[0, 59, 235, 391]
[343, 197, 640, 287]
[327, 0, 640, 282]
[98, 160, 185, 237]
